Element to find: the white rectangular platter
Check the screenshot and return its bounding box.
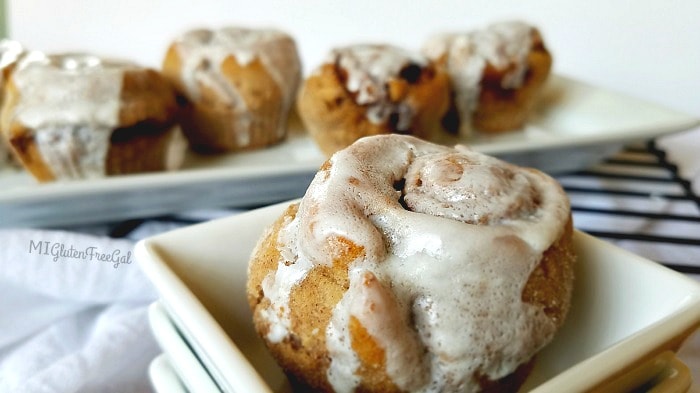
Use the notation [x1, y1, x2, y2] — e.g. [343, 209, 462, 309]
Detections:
[1, 75, 697, 227]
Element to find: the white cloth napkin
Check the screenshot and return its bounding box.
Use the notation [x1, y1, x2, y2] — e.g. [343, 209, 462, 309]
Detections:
[0, 230, 159, 393]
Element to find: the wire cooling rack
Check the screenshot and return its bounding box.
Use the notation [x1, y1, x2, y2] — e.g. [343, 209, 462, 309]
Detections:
[557, 141, 699, 279]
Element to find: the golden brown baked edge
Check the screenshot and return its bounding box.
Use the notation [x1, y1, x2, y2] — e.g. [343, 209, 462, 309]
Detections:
[247, 201, 575, 392]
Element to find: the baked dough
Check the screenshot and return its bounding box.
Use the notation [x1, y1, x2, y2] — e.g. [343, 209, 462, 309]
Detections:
[162, 27, 302, 152]
[247, 134, 575, 392]
[1, 52, 185, 181]
[0, 39, 25, 167]
[423, 21, 552, 136]
[297, 45, 451, 156]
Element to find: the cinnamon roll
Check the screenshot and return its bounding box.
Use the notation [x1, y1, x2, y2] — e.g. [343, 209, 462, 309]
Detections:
[162, 27, 302, 152]
[297, 44, 451, 156]
[0, 39, 25, 167]
[423, 21, 552, 136]
[0, 52, 185, 181]
[247, 134, 575, 392]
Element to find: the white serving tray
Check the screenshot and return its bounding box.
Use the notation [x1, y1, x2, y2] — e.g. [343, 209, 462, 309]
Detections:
[136, 200, 700, 393]
[2, 75, 698, 228]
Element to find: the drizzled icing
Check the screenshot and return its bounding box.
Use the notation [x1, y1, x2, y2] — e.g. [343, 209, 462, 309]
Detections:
[327, 269, 428, 391]
[0, 39, 24, 80]
[0, 39, 25, 166]
[258, 134, 570, 392]
[173, 27, 301, 146]
[10, 53, 139, 179]
[403, 150, 538, 224]
[323, 45, 428, 131]
[423, 21, 535, 136]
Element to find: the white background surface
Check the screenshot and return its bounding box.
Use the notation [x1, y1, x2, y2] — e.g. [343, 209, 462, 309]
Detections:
[8, 0, 700, 118]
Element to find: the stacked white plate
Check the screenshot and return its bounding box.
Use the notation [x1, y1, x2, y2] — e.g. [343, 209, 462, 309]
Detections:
[138, 201, 700, 393]
[148, 302, 221, 392]
[148, 355, 188, 393]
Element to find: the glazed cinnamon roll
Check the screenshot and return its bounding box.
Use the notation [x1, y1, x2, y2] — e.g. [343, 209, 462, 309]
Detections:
[247, 134, 575, 392]
[0, 39, 24, 96]
[0, 39, 25, 167]
[297, 44, 451, 156]
[1, 52, 185, 182]
[162, 27, 302, 152]
[423, 21, 552, 136]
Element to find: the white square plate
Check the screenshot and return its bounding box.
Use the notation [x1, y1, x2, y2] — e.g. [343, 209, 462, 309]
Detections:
[136, 200, 700, 393]
[148, 301, 221, 393]
[149, 354, 189, 393]
[2, 75, 698, 227]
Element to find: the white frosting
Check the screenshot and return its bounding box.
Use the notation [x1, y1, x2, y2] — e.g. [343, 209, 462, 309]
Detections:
[326, 277, 362, 392]
[327, 268, 428, 391]
[0, 39, 24, 82]
[173, 27, 301, 146]
[258, 134, 570, 392]
[34, 124, 112, 179]
[260, 214, 313, 343]
[403, 150, 538, 225]
[324, 45, 428, 131]
[10, 53, 139, 179]
[423, 21, 535, 136]
[0, 39, 22, 64]
[0, 39, 25, 167]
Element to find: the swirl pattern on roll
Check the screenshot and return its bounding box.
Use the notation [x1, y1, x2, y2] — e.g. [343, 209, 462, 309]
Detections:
[254, 134, 572, 392]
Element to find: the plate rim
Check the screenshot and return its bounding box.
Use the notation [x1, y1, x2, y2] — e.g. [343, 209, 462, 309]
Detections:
[137, 236, 276, 393]
[148, 301, 222, 393]
[148, 354, 190, 393]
